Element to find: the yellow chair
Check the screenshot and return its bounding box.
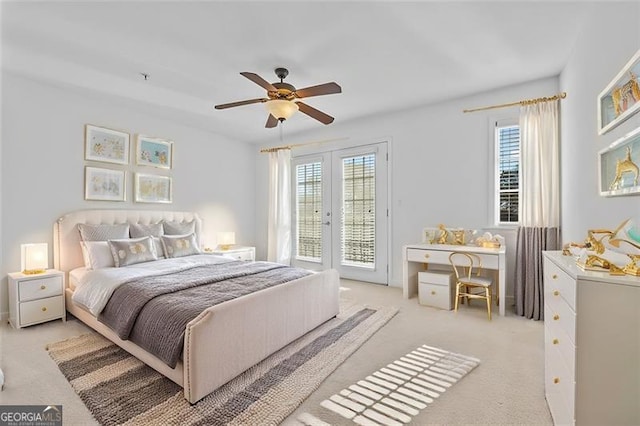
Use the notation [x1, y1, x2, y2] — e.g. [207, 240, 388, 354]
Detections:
[449, 252, 494, 320]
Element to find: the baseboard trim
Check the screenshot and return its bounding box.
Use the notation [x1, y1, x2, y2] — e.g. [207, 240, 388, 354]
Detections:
[0, 311, 8, 323]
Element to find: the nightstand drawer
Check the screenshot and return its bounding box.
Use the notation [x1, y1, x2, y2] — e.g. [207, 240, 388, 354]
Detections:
[19, 276, 63, 302]
[228, 251, 254, 261]
[20, 295, 64, 326]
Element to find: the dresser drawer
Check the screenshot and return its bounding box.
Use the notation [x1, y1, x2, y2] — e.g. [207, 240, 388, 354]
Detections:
[545, 342, 575, 423]
[545, 305, 576, 375]
[545, 293, 576, 345]
[544, 258, 576, 310]
[19, 275, 63, 302]
[418, 282, 453, 310]
[20, 295, 64, 326]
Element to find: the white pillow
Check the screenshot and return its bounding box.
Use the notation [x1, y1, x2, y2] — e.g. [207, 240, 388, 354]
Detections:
[80, 241, 115, 270]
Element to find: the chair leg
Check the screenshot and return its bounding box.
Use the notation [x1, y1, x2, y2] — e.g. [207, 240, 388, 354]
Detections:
[454, 283, 461, 312]
[486, 288, 492, 320]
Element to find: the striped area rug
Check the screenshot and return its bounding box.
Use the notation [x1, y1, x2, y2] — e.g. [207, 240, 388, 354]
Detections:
[296, 345, 480, 426]
[46, 304, 397, 426]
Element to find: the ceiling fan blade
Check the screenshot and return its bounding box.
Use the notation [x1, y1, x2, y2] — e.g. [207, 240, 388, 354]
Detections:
[294, 82, 342, 99]
[265, 114, 279, 128]
[214, 98, 267, 110]
[240, 72, 277, 92]
[296, 101, 334, 125]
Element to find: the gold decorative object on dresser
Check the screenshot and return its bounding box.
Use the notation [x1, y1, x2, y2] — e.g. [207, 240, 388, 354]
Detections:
[8, 269, 65, 329]
[543, 251, 640, 425]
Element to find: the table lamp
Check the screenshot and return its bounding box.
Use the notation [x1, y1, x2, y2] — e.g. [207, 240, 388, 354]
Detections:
[21, 243, 48, 274]
[217, 232, 236, 251]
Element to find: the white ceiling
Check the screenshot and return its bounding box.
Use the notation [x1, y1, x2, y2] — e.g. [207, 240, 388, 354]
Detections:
[1, 1, 594, 143]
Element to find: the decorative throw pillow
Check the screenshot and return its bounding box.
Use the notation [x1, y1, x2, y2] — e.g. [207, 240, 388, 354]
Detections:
[129, 223, 164, 238]
[161, 233, 201, 258]
[78, 223, 130, 242]
[108, 236, 158, 267]
[80, 241, 115, 269]
[130, 223, 166, 258]
[163, 220, 196, 235]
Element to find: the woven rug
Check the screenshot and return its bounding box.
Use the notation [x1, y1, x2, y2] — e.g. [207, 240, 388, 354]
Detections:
[46, 304, 397, 426]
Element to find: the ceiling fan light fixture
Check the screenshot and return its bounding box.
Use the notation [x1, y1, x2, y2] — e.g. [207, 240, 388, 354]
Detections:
[265, 99, 299, 121]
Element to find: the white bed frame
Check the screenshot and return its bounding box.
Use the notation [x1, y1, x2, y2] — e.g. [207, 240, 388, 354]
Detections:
[54, 209, 340, 403]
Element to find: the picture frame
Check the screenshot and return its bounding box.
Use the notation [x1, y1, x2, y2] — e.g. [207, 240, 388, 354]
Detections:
[597, 49, 640, 135]
[84, 124, 130, 165]
[134, 173, 172, 203]
[85, 166, 126, 201]
[135, 134, 173, 169]
[598, 125, 640, 197]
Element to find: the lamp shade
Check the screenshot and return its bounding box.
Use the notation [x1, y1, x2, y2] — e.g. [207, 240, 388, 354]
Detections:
[21, 243, 48, 274]
[217, 232, 236, 250]
[264, 100, 299, 120]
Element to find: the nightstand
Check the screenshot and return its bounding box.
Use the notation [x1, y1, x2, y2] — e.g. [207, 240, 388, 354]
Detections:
[208, 246, 256, 261]
[8, 269, 66, 329]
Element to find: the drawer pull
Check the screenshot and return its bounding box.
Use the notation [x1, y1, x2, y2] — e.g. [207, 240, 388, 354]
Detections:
[431, 290, 436, 295]
[40, 285, 46, 290]
[552, 338, 559, 345]
[552, 274, 558, 279]
[553, 314, 560, 321]
[553, 377, 560, 384]
[41, 307, 47, 312]
[424, 254, 430, 259]
[553, 290, 560, 296]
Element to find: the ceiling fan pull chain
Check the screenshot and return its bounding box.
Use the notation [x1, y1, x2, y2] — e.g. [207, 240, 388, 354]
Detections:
[279, 121, 284, 141]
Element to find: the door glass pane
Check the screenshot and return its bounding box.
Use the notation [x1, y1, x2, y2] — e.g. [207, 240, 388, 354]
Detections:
[341, 154, 375, 268]
[295, 162, 322, 261]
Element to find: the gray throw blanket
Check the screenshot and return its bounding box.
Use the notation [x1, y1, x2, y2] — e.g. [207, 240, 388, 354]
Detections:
[98, 261, 311, 368]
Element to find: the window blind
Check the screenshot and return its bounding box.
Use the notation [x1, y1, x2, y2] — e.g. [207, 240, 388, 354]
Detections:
[341, 154, 375, 267]
[295, 162, 322, 260]
[497, 125, 520, 223]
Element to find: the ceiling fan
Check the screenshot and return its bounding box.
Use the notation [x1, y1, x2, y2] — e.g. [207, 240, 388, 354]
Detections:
[214, 68, 342, 128]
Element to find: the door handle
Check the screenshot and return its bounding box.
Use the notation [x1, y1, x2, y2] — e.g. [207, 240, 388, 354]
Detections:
[324, 221, 331, 226]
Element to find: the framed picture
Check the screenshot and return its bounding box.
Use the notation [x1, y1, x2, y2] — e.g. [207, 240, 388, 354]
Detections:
[598, 49, 640, 135]
[135, 134, 173, 169]
[134, 173, 172, 203]
[598, 125, 640, 197]
[84, 124, 130, 165]
[85, 166, 126, 201]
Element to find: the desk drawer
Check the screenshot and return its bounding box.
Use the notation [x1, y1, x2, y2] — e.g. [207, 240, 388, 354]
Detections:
[407, 248, 499, 269]
[419, 282, 453, 310]
[19, 275, 63, 302]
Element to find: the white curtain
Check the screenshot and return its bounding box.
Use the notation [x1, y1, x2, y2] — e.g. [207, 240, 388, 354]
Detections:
[267, 149, 292, 265]
[515, 100, 560, 320]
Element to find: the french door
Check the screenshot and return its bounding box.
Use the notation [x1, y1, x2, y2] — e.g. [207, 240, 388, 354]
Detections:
[291, 142, 388, 284]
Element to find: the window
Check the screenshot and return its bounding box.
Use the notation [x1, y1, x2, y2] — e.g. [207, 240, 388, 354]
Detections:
[295, 161, 323, 261]
[495, 121, 520, 224]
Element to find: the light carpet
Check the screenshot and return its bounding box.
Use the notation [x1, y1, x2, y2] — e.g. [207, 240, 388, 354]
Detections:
[296, 344, 480, 426]
[46, 304, 397, 426]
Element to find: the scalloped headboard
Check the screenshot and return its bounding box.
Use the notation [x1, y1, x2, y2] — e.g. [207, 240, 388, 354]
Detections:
[53, 209, 202, 274]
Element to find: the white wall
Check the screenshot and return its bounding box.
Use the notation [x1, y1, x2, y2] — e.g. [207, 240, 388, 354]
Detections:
[0, 72, 256, 318]
[560, 2, 640, 242]
[256, 76, 560, 301]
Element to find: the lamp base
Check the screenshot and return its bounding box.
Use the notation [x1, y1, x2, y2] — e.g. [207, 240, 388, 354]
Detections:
[218, 244, 233, 251]
[22, 268, 46, 275]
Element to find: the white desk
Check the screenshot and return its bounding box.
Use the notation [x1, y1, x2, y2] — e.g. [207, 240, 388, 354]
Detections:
[402, 243, 507, 316]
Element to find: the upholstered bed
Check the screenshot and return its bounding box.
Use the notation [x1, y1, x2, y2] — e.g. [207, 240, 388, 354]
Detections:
[53, 209, 340, 403]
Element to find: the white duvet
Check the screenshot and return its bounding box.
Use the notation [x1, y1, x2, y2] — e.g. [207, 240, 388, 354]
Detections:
[72, 254, 236, 316]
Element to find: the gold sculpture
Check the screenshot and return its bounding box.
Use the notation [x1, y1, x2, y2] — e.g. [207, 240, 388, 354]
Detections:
[609, 146, 639, 191]
[431, 224, 450, 244]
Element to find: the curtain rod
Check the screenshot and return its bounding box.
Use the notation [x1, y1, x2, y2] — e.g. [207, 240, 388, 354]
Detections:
[463, 92, 567, 113]
[259, 137, 349, 153]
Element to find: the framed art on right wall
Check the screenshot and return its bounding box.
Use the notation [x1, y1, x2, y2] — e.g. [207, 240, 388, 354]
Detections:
[598, 49, 640, 135]
[598, 126, 640, 197]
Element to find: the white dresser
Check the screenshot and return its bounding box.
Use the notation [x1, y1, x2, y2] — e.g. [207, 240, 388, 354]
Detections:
[543, 251, 640, 426]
